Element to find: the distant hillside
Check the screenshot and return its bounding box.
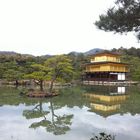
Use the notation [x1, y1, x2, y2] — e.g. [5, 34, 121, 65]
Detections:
[0, 48, 104, 57]
[68, 48, 104, 56]
[0, 51, 17, 55]
[68, 51, 83, 56]
[40, 54, 53, 59]
[84, 48, 104, 55]
[0, 51, 35, 57]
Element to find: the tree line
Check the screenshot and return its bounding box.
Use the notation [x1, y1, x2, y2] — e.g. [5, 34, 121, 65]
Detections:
[111, 47, 140, 81]
[0, 47, 140, 91]
[0, 53, 88, 92]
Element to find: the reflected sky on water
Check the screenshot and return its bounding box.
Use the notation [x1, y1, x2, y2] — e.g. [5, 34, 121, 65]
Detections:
[0, 85, 140, 140]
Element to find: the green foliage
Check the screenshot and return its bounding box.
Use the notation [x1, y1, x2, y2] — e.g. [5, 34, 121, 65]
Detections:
[24, 63, 48, 90]
[121, 55, 140, 80]
[0, 54, 36, 84]
[68, 52, 89, 79]
[111, 47, 140, 81]
[44, 55, 74, 81]
[2, 61, 25, 85]
[90, 132, 115, 140]
[4, 69, 23, 81]
[95, 0, 140, 40]
[24, 64, 48, 81]
[24, 55, 74, 91]
[44, 55, 75, 92]
[0, 63, 6, 78]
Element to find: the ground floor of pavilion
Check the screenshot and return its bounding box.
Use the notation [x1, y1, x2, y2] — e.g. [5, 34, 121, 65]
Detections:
[83, 72, 127, 81]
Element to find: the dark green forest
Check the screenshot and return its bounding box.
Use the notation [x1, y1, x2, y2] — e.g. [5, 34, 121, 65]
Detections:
[112, 47, 140, 80]
[0, 52, 88, 87]
[0, 47, 140, 86]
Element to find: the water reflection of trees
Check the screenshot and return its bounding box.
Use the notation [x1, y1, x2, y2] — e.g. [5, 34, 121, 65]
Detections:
[52, 87, 87, 108]
[23, 99, 73, 135]
[23, 101, 49, 119]
[0, 86, 140, 117]
[0, 86, 87, 107]
[90, 132, 115, 140]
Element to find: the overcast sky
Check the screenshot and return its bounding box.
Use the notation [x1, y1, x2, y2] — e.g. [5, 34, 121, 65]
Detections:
[0, 0, 139, 56]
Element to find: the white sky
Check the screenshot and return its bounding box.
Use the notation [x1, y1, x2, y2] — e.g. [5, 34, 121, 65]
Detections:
[0, 0, 139, 56]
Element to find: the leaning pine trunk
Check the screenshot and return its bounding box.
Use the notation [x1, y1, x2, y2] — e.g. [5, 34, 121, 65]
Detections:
[49, 79, 55, 94]
[15, 80, 19, 88]
[40, 80, 43, 91]
[39, 101, 43, 112]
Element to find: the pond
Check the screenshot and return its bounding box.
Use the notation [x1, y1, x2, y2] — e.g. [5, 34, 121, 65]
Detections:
[0, 85, 140, 140]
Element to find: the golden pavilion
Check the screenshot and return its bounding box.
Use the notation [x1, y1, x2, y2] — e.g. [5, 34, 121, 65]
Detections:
[84, 51, 129, 81]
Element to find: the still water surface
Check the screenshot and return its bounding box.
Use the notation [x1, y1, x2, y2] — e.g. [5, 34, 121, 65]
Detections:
[0, 85, 140, 140]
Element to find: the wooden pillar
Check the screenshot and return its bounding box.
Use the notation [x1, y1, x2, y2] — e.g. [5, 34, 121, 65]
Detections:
[100, 73, 101, 81]
[109, 72, 110, 83]
[88, 74, 89, 85]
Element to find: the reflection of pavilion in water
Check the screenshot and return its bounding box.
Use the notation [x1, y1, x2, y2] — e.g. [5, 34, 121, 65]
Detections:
[84, 86, 129, 117]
